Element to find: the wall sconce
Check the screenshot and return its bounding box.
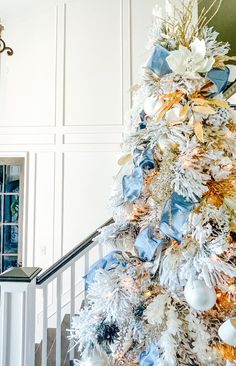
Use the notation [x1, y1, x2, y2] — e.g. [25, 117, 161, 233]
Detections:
[0, 23, 13, 56]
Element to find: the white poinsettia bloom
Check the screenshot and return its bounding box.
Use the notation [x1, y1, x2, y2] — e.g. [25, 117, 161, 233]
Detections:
[166, 38, 215, 77]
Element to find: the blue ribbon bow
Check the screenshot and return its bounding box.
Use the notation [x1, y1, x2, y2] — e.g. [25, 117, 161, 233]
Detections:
[122, 167, 143, 202]
[146, 44, 172, 77]
[135, 226, 167, 261]
[160, 192, 196, 242]
[85, 250, 127, 289]
[207, 67, 230, 95]
[133, 148, 155, 170]
[139, 110, 147, 129]
[139, 344, 160, 366]
[122, 148, 155, 202]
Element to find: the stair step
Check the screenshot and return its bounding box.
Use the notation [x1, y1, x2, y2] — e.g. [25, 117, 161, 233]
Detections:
[35, 342, 42, 366]
[35, 314, 78, 366]
[61, 314, 70, 365]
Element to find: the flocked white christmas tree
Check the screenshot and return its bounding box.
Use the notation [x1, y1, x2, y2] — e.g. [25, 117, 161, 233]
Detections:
[69, 1, 236, 365]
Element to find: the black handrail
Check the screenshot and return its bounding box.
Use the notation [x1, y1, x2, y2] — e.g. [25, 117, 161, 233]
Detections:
[36, 218, 113, 285]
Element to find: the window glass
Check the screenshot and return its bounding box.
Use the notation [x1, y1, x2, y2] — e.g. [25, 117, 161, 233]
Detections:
[0, 161, 23, 273]
[2, 255, 18, 272]
[4, 195, 19, 223]
[3, 226, 18, 254]
[0, 166, 4, 193]
[5, 165, 20, 193]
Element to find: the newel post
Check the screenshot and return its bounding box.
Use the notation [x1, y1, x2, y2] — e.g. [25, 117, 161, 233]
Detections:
[0, 267, 41, 366]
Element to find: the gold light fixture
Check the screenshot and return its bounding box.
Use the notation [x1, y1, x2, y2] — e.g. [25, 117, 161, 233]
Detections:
[0, 23, 13, 56]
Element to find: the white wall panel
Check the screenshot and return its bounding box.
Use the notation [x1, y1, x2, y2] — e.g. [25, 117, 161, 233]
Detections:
[63, 132, 121, 144]
[64, 0, 123, 126]
[0, 0, 161, 268]
[130, 0, 159, 85]
[0, 0, 168, 339]
[0, 134, 55, 145]
[33, 152, 55, 269]
[62, 151, 118, 254]
[0, 5, 57, 126]
[24, 152, 36, 266]
[0, 0, 162, 322]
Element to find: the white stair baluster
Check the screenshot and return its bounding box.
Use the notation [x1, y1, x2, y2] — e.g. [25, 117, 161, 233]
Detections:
[42, 285, 48, 366]
[98, 242, 103, 259]
[84, 251, 89, 297]
[70, 262, 75, 360]
[56, 273, 62, 366]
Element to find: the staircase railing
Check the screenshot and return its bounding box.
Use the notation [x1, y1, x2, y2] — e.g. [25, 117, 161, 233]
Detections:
[0, 218, 113, 366]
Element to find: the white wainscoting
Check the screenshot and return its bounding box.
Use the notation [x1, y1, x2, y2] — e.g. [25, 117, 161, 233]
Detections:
[0, 0, 161, 332]
[0, 0, 158, 271]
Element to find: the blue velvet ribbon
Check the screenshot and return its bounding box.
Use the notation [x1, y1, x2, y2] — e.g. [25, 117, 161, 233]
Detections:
[160, 192, 196, 242]
[147, 44, 172, 76]
[122, 167, 143, 202]
[207, 67, 230, 95]
[133, 148, 155, 170]
[122, 148, 155, 202]
[85, 250, 127, 289]
[139, 110, 147, 129]
[139, 344, 160, 366]
[135, 226, 167, 261]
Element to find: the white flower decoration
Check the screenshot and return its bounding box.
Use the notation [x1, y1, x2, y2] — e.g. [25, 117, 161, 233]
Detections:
[166, 39, 215, 77]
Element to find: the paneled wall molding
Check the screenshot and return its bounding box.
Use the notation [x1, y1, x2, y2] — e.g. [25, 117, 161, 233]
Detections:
[0, 0, 168, 267]
[0, 125, 123, 135]
[0, 4, 58, 127]
[0, 134, 55, 145]
[63, 0, 131, 127]
[0, 0, 169, 336]
[63, 133, 121, 145]
[0, 145, 122, 153]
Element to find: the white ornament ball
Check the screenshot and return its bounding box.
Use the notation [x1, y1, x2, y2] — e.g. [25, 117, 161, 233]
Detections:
[143, 96, 163, 117]
[184, 279, 216, 311]
[218, 318, 236, 346]
[81, 349, 109, 366]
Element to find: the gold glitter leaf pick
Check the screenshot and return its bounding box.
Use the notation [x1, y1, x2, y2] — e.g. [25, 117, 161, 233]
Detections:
[129, 84, 141, 93]
[192, 105, 216, 115]
[143, 67, 160, 82]
[118, 153, 132, 166]
[180, 102, 190, 119]
[194, 120, 204, 143]
[208, 99, 229, 109]
[191, 97, 208, 106]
